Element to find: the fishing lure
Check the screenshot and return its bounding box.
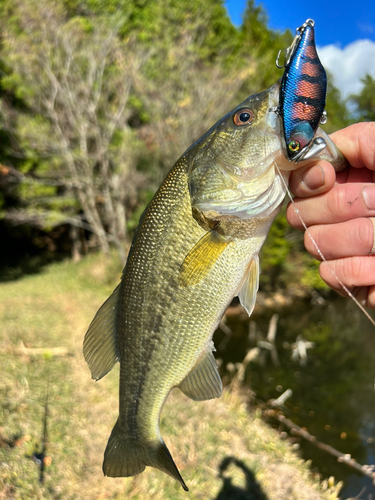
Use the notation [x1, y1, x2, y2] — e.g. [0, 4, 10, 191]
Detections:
[277, 19, 328, 162]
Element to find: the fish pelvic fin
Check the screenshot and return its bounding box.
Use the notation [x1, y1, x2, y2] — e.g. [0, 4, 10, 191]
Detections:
[83, 285, 120, 381]
[103, 419, 188, 491]
[238, 255, 259, 317]
[179, 230, 230, 287]
[178, 345, 222, 401]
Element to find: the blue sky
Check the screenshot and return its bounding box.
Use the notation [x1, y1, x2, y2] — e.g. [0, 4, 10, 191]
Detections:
[224, 0, 375, 45]
[225, 0, 375, 98]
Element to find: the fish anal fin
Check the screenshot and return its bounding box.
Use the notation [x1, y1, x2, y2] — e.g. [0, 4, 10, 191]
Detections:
[103, 419, 188, 491]
[83, 285, 120, 381]
[178, 345, 222, 401]
[238, 255, 259, 317]
[179, 230, 230, 287]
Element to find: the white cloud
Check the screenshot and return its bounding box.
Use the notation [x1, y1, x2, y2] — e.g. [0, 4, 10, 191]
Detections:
[318, 40, 375, 99]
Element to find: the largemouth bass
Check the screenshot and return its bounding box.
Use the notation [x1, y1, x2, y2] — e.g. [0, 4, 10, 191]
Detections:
[83, 78, 345, 490]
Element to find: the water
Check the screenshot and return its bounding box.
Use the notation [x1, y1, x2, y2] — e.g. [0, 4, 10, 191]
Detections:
[214, 295, 375, 498]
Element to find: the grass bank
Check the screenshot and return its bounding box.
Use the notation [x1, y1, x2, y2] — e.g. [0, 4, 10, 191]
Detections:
[0, 255, 341, 499]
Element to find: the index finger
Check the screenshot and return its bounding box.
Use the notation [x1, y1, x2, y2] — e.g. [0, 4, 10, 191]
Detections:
[288, 122, 375, 199]
[286, 182, 375, 230]
[330, 122, 375, 171]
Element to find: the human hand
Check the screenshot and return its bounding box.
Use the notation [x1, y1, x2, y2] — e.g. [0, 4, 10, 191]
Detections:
[286, 122, 375, 308]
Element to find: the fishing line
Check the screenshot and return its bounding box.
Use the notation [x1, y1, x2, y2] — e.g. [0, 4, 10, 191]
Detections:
[275, 164, 375, 328]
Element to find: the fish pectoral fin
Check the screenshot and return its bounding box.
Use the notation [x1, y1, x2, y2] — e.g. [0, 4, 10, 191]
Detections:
[238, 255, 259, 317]
[83, 284, 120, 381]
[178, 347, 222, 401]
[179, 230, 230, 287]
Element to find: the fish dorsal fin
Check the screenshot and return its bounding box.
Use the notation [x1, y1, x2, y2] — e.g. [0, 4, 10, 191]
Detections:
[178, 344, 222, 401]
[83, 285, 120, 381]
[238, 255, 259, 317]
[179, 230, 230, 287]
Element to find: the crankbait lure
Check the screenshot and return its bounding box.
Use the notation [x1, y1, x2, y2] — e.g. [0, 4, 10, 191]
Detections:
[277, 19, 328, 162]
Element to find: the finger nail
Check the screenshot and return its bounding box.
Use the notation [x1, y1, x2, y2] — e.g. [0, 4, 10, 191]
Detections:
[302, 165, 325, 190]
[363, 186, 375, 210]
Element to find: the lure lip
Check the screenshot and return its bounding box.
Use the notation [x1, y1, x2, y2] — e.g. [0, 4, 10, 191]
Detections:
[290, 136, 327, 163]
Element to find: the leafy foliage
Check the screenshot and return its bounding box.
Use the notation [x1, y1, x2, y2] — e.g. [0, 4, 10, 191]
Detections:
[349, 74, 375, 121]
[0, 0, 358, 290]
[238, 1, 293, 90]
[0, 0, 147, 260]
[323, 73, 352, 133]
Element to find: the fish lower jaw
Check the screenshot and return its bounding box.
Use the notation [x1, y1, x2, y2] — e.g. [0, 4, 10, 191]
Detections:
[274, 150, 299, 171]
[274, 145, 333, 173]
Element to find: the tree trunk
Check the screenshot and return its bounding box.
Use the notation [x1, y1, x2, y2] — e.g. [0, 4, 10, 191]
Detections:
[70, 224, 82, 262]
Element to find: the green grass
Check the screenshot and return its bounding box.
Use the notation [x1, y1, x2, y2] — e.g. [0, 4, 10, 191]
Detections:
[0, 254, 342, 499]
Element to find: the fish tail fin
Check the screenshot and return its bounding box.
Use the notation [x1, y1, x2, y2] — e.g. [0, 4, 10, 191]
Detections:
[103, 419, 188, 491]
[103, 419, 145, 478]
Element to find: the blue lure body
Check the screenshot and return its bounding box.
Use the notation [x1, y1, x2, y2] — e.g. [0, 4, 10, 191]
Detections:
[280, 20, 327, 161]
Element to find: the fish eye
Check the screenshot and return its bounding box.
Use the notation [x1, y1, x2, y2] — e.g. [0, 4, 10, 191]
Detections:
[288, 140, 300, 152]
[233, 109, 254, 126]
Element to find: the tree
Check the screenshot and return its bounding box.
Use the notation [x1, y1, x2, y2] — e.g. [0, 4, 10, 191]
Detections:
[0, 0, 352, 281]
[238, 0, 292, 91]
[322, 71, 352, 134]
[136, 13, 252, 179]
[0, 0, 266, 261]
[350, 74, 375, 122]
[0, 0, 146, 261]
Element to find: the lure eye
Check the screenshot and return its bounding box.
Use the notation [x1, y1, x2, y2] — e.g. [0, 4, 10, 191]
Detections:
[233, 109, 254, 126]
[288, 140, 300, 152]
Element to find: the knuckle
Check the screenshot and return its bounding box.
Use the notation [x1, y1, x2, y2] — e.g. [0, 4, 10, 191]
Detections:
[339, 258, 361, 286]
[320, 258, 366, 289]
[357, 219, 374, 254]
[357, 123, 375, 169]
[327, 187, 349, 220]
[338, 256, 375, 287]
[286, 203, 303, 230]
[304, 226, 320, 256]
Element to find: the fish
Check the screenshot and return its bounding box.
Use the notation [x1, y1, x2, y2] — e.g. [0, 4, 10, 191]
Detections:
[83, 29, 347, 492]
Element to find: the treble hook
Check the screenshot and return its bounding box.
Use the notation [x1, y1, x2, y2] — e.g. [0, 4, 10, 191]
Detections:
[275, 49, 287, 69]
[275, 19, 315, 69]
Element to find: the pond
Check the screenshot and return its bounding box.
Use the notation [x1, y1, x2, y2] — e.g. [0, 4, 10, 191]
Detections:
[214, 295, 375, 498]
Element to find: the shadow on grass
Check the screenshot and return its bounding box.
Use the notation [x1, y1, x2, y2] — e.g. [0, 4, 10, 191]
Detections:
[215, 456, 268, 500]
